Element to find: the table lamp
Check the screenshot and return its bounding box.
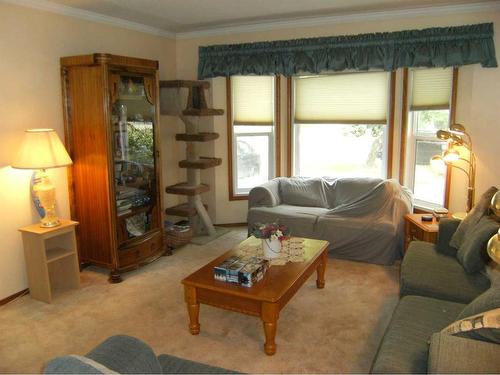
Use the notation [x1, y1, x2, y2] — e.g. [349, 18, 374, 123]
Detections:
[12, 129, 73, 228]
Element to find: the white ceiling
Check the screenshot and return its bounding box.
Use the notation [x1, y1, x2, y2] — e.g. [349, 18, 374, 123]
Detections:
[37, 0, 496, 34]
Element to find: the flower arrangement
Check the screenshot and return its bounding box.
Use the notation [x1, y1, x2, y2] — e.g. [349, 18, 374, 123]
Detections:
[252, 222, 290, 242]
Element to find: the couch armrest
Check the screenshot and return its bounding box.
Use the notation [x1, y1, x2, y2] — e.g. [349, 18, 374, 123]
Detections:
[436, 218, 461, 256]
[86, 335, 162, 374]
[428, 333, 500, 373]
[248, 178, 281, 209]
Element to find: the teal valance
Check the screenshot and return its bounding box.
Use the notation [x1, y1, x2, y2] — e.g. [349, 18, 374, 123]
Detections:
[198, 23, 497, 79]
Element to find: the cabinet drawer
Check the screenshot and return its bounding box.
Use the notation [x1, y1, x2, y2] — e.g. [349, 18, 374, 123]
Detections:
[118, 231, 162, 267]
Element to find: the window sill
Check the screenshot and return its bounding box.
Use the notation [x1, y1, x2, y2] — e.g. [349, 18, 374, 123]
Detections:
[413, 203, 447, 214]
[229, 194, 249, 201]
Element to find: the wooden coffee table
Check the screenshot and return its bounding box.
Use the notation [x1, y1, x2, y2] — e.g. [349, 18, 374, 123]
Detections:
[181, 236, 329, 355]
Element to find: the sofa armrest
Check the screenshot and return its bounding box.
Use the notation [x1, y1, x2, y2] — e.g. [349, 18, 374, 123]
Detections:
[428, 333, 500, 373]
[248, 178, 281, 209]
[436, 218, 461, 256]
[86, 335, 162, 374]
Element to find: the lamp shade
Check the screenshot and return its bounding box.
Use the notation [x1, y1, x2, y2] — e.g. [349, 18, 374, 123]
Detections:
[436, 130, 451, 140]
[491, 191, 500, 217]
[12, 129, 72, 169]
[442, 149, 460, 163]
[450, 123, 466, 135]
[488, 229, 500, 264]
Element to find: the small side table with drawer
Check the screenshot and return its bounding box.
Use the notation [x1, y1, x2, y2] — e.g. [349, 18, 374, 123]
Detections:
[404, 214, 441, 251]
[19, 219, 80, 303]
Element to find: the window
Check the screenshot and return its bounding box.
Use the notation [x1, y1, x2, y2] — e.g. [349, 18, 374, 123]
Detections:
[402, 67, 455, 209]
[227, 76, 280, 199]
[292, 72, 393, 178]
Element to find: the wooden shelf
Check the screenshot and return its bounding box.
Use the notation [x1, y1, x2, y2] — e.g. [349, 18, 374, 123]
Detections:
[160, 80, 210, 89]
[176, 132, 219, 142]
[182, 108, 224, 116]
[118, 94, 145, 101]
[165, 183, 210, 196]
[117, 205, 152, 219]
[165, 203, 208, 217]
[46, 247, 75, 263]
[179, 157, 222, 169]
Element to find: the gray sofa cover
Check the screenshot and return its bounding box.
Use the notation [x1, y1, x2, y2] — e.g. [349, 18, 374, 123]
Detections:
[248, 177, 412, 265]
[45, 335, 235, 374]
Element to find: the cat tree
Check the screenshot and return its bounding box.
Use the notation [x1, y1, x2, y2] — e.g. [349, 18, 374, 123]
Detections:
[159, 80, 223, 237]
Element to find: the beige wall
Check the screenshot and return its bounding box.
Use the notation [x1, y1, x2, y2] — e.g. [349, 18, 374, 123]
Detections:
[175, 10, 500, 224]
[2, 2, 500, 300]
[0, 3, 177, 300]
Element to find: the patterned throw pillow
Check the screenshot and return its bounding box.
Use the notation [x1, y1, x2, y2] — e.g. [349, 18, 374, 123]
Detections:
[449, 186, 498, 249]
[441, 308, 500, 344]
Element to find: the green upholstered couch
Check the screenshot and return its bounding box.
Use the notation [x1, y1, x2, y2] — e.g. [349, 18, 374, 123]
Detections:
[371, 218, 500, 373]
[44, 335, 236, 374]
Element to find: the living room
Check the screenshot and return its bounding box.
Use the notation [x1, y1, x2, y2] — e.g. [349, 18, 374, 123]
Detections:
[1, 0, 499, 373]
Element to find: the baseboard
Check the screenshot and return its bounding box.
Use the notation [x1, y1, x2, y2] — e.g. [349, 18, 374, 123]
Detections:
[0, 288, 29, 306]
[215, 222, 247, 227]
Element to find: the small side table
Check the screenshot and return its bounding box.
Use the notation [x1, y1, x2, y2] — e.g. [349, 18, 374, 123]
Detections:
[19, 219, 80, 303]
[404, 214, 441, 251]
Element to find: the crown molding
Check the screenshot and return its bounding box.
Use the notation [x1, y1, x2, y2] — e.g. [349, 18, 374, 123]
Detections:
[175, 1, 500, 39]
[2, 0, 499, 40]
[1, 0, 175, 38]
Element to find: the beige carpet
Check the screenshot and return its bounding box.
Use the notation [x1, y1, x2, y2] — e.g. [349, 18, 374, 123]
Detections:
[0, 228, 400, 373]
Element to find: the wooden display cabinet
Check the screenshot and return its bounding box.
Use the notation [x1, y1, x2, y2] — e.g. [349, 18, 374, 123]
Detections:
[60, 53, 165, 282]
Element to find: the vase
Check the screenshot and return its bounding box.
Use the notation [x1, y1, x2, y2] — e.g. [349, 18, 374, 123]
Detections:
[262, 238, 281, 259]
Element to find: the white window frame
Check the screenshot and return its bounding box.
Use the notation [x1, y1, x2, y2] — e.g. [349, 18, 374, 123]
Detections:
[406, 111, 450, 210]
[291, 72, 394, 179]
[402, 68, 456, 210]
[227, 76, 280, 199]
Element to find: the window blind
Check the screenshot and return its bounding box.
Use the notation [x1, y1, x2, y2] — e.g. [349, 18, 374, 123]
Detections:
[294, 72, 389, 124]
[232, 76, 274, 125]
[410, 68, 453, 110]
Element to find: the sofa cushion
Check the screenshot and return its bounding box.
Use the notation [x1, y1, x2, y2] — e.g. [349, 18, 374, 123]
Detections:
[247, 205, 328, 238]
[158, 354, 236, 374]
[450, 186, 498, 249]
[371, 295, 464, 374]
[316, 215, 400, 265]
[279, 178, 326, 207]
[428, 332, 500, 373]
[456, 215, 500, 273]
[401, 241, 490, 303]
[456, 283, 500, 343]
[325, 177, 382, 208]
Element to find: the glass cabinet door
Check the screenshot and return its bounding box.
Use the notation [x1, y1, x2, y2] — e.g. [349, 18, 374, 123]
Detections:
[110, 74, 159, 244]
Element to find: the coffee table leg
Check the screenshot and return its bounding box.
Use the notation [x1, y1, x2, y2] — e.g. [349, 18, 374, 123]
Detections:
[261, 302, 279, 355]
[185, 286, 200, 335]
[316, 251, 327, 289]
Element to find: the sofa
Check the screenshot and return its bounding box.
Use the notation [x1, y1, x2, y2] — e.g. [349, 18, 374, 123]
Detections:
[371, 190, 500, 373]
[44, 335, 235, 374]
[248, 177, 412, 265]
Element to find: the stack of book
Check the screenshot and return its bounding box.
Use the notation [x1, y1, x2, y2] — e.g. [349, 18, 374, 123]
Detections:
[214, 255, 269, 288]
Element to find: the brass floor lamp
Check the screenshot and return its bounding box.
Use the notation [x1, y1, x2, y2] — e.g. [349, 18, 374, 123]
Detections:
[432, 123, 476, 213]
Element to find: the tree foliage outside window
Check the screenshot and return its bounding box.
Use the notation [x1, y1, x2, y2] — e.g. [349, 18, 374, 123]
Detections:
[127, 123, 154, 165]
[344, 125, 384, 167]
